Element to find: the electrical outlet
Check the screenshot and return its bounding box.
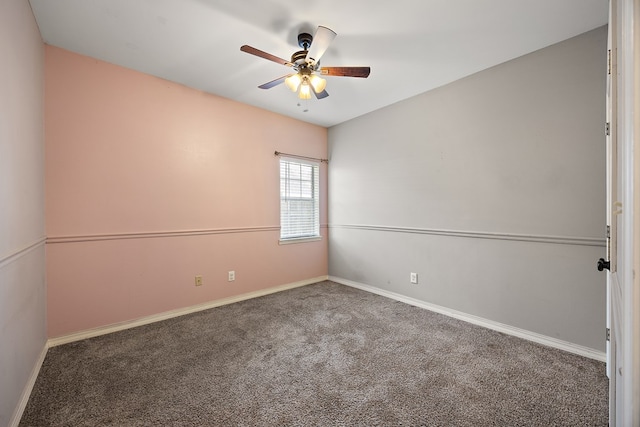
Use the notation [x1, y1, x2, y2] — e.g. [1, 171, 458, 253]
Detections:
[228, 271, 235, 282]
[410, 272, 418, 284]
[195, 275, 203, 286]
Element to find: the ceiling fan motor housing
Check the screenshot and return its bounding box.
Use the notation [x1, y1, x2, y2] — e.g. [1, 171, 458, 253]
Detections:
[297, 32, 313, 50]
[291, 50, 316, 69]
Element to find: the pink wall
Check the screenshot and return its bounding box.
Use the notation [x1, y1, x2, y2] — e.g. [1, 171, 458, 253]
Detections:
[45, 46, 328, 338]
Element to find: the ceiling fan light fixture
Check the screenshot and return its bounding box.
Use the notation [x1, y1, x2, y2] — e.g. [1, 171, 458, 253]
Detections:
[298, 81, 312, 100]
[241, 25, 371, 102]
[309, 75, 327, 93]
[285, 74, 301, 92]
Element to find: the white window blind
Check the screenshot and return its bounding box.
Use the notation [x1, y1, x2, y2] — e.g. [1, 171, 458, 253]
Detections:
[280, 158, 320, 240]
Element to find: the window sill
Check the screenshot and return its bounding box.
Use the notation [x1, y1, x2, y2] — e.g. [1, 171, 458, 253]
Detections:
[279, 236, 322, 245]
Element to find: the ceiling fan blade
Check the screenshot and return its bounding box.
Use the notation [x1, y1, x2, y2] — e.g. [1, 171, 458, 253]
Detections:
[320, 66, 371, 78]
[241, 45, 293, 67]
[305, 26, 337, 64]
[258, 75, 291, 89]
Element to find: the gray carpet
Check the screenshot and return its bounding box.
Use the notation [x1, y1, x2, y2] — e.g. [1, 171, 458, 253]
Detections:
[20, 281, 608, 426]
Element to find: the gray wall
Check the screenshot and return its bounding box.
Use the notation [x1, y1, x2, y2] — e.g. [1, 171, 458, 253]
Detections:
[328, 27, 607, 351]
[0, 0, 46, 425]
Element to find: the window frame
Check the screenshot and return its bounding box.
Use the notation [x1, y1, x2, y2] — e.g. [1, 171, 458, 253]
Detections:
[278, 157, 321, 244]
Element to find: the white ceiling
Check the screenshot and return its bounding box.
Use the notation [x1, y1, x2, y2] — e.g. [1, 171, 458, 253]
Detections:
[29, 0, 608, 128]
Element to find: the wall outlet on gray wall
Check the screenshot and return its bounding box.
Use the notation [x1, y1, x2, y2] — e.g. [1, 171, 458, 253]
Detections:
[410, 273, 418, 284]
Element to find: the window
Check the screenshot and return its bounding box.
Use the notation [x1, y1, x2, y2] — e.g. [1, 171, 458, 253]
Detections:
[279, 157, 320, 242]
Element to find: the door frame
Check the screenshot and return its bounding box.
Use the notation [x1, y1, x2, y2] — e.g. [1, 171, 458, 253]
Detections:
[605, 1, 618, 423]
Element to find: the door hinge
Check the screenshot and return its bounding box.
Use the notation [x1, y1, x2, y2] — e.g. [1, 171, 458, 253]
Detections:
[608, 49, 611, 75]
[606, 328, 611, 342]
[606, 122, 610, 136]
[607, 225, 610, 239]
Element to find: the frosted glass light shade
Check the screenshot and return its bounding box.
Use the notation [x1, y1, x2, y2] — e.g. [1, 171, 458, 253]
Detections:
[298, 82, 312, 99]
[285, 74, 301, 92]
[309, 75, 326, 93]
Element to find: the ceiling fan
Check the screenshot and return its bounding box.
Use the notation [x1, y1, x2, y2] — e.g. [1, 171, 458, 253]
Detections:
[240, 26, 370, 100]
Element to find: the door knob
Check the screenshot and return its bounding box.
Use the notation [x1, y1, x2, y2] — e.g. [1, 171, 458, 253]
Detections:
[597, 258, 610, 271]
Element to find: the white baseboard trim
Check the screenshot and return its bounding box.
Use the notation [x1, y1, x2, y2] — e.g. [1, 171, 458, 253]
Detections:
[9, 343, 48, 427]
[48, 275, 328, 347]
[329, 276, 606, 362]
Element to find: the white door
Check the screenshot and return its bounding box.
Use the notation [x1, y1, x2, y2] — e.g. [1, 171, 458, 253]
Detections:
[604, 0, 640, 425]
